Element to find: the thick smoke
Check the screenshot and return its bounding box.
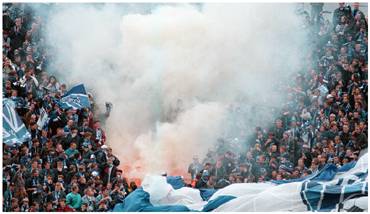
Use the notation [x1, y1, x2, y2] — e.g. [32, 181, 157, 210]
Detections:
[43, 3, 306, 178]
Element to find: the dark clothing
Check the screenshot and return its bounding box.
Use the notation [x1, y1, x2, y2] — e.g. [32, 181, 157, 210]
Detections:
[3, 14, 14, 31]
[214, 166, 227, 181]
[353, 132, 367, 149]
[51, 190, 66, 203]
[195, 179, 208, 189]
[340, 132, 351, 145]
[333, 6, 352, 29]
[9, 26, 25, 50]
[273, 127, 285, 140]
[101, 164, 118, 185]
[222, 158, 235, 175]
[288, 140, 301, 165]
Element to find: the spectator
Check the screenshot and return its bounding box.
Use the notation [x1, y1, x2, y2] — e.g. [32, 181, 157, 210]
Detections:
[93, 120, 106, 147]
[51, 182, 66, 205]
[55, 198, 74, 212]
[96, 187, 112, 210]
[187, 156, 203, 180]
[81, 187, 96, 212]
[66, 184, 81, 211]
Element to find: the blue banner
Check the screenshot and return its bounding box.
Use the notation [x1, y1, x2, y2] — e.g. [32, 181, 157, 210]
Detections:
[3, 99, 31, 145]
[58, 84, 91, 109]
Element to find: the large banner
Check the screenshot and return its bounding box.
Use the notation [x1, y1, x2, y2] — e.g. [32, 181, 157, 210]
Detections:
[113, 152, 368, 212]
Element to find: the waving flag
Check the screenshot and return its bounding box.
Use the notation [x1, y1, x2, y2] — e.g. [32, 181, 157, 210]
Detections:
[113, 152, 368, 212]
[58, 84, 91, 109]
[3, 98, 31, 146]
[36, 107, 49, 130]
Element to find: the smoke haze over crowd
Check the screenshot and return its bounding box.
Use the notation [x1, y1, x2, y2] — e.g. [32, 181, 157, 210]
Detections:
[42, 3, 307, 178]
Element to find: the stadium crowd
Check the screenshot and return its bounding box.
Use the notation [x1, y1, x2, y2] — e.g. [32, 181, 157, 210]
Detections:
[2, 4, 137, 212]
[1, 2, 368, 212]
[188, 2, 368, 189]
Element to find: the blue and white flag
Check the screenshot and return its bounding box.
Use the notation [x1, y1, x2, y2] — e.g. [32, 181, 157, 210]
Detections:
[10, 96, 26, 108]
[58, 84, 91, 109]
[113, 152, 368, 212]
[3, 98, 31, 146]
[36, 107, 49, 130]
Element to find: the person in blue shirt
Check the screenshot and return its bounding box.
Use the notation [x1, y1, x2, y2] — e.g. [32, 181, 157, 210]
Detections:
[66, 184, 82, 210]
[63, 119, 74, 135]
[65, 142, 79, 159]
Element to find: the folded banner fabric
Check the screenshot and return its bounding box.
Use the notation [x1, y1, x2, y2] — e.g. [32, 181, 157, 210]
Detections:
[113, 152, 368, 212]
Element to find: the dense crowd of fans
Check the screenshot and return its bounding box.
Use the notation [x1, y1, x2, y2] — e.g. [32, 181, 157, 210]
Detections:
[2, 4, 137, 212]
[188, 2, 368, 189]
[2, 2, 368, 212]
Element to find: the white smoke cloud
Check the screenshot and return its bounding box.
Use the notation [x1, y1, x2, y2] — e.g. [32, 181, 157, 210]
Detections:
[43, 3, 306, 179]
